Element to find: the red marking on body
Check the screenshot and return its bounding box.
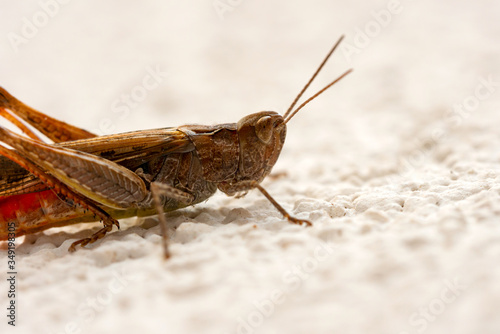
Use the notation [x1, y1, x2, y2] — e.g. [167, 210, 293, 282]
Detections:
[0, 190, 56, 220]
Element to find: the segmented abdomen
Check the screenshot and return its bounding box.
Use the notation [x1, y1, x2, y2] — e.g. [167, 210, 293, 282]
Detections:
[0, 149, 218, 241]
[0, 190, 93, 240]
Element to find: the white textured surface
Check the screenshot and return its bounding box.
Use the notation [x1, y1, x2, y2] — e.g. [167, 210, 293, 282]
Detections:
[1, 1, 500, 333]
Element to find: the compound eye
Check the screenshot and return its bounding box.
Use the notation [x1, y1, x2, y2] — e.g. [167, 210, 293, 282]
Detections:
[255, 116, 273, 143]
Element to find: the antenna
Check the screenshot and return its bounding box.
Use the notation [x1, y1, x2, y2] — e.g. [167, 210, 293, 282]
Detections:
[282, 35, 352, 123]
[284, 69, 352, 123]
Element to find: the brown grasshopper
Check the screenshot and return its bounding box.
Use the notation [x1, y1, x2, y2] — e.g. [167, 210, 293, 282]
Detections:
[0, 36, 351, 257]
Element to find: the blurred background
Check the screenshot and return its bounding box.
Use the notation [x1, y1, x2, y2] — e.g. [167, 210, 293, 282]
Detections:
[1, 1, 499, 333]
[1, 0, 498, 172]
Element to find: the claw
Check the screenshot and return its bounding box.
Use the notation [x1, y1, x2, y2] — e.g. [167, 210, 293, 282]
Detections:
[286, 215, 312, 227]
[68, 219, 118, 252]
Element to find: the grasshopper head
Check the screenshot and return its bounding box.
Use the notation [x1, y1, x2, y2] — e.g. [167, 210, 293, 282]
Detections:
[235, 111, 286, 182]
[217, 36, 352, 196]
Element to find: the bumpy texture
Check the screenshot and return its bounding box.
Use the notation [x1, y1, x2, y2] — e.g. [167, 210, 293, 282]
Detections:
[0, 1, 499, 333]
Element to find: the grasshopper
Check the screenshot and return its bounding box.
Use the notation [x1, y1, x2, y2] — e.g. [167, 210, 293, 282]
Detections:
[0, 36, 351, 257]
